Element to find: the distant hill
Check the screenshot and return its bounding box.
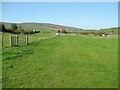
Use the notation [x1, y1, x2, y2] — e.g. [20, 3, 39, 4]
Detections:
[2, 22, 82, 32]
[1, 22, 119, 34]
[101, 27, 119, 35]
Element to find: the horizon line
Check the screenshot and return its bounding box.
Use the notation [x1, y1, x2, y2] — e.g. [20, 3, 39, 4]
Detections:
[0, 21, 118, 30]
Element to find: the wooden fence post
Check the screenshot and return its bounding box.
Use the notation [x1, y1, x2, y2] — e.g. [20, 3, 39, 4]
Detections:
[9, 34, 12, 47]
[31, 36, 32, 43]
[26, 35, 28, 45]
[2, 36, 3, 48]
[29, 36, 31, 43]
[16, 35, 18, 46]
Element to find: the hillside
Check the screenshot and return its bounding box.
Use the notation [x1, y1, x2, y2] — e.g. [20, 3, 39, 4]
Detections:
[1, 22, 119, 35]
[2, 22, 82, 32]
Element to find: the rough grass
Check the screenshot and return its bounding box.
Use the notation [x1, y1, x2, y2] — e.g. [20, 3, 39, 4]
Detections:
[2, 32, 55, 47]
[2, 34, 118, 88]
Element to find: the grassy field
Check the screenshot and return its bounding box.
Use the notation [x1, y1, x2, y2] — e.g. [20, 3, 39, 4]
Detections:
[2, 32, 56, 47]
[2, 32, 118, 88]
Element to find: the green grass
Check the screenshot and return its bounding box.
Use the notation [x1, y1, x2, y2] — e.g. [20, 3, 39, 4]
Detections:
[2, 34, 118, 88]
[2, 32, 56, 47]
[78, 28, 118, 35]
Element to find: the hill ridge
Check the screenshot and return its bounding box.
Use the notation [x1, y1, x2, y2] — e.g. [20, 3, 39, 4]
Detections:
[2, 22, 82, 30]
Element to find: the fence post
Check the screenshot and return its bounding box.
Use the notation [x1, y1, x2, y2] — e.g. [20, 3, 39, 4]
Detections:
[9, 34, 12, 47]
[2, 36, 3, 48]
[26, 35, 28, 45]
[31, 36, 32, 43]
[29, 36, 31, 43]
[16, 35, 18, 46]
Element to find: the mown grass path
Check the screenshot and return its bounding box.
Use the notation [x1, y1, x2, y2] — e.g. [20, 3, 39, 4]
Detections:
[2, 35, 118, 88]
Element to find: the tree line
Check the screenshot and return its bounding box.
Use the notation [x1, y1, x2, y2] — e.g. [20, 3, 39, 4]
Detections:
[0, 23, 40, 34]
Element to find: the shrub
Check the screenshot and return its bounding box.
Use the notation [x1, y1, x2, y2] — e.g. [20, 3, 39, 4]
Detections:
[61, 29, 67, 34]
[11, 23, 17, 31]
[57, 30, 60, 33]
